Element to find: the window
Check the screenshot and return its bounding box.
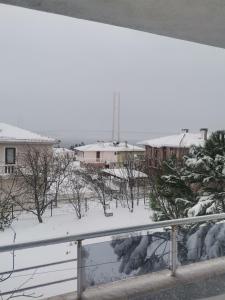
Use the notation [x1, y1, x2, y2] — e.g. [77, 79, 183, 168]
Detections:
[96, 151, 100, 159]
[150, 147, 153, 157]
[5, 148, 16, 164]
[163, 147, 167, 160]
[170, 148, 174, 155]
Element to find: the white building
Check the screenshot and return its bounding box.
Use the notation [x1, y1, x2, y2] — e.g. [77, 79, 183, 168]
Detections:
[75, 141, 145, 167]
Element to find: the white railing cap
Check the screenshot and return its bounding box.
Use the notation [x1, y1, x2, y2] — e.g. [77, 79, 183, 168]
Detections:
[1, 213, 225, 253]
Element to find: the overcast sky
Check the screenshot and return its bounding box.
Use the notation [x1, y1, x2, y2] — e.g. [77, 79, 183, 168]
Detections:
[1, 4, 225, 144]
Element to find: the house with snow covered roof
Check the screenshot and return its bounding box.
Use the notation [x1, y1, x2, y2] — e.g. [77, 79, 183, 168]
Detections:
[0, 123, 55, 175]
[139, 128, 208, 171]
[75, 141, 145, 168]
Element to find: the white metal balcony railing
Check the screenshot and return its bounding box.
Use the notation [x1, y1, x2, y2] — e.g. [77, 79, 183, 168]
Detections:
[77, 157, 116, 164]
[0, 165, 16, 175]
[1, 213, 225, 299]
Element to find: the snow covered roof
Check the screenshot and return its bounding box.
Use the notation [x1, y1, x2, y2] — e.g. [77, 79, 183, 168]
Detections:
[75, 142, 145, 152]
[102, 168, 147, 179]
[0, 123, 55, 144]
[139, 133, 206, 148]
[53, 147, 75, 156]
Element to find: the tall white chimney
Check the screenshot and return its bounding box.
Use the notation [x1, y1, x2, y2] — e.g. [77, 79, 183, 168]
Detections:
[200, 128, 208, 140]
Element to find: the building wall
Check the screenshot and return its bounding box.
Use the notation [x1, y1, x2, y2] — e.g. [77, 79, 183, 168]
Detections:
[77, 150, 117, 164]
[117, 151, 145, 165]
[0, 143, 54, 173]
[0, 142, 54, 207]
[77, 150, 145, 166]
[146, 145, 189, 170]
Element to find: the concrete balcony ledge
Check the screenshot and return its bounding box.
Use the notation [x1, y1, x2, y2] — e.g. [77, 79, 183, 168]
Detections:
[2, 0, 225, 49]
[47, 257, 225, 300]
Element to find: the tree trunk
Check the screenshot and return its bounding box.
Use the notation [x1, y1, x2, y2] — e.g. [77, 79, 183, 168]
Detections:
[37, 213, 43, 223]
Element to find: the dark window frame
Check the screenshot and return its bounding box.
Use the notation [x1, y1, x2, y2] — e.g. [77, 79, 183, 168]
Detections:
[5, 147, 16, 165]
[96, 151, 100, 159]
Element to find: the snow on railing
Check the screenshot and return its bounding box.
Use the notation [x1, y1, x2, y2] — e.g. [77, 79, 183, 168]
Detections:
[1, 213, 225, 299]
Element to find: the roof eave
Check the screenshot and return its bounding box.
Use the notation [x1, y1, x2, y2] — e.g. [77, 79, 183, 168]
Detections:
[0, 139, 56, 144]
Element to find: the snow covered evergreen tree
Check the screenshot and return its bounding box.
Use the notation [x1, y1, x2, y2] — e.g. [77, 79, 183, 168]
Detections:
[183, 131, 225, 216]
[111, 232, 171, 275]
[205, 130, 225, 158]
[150, 130, 225, 218]
[111, 131, 225, 276]
[150, 156, 194, 220]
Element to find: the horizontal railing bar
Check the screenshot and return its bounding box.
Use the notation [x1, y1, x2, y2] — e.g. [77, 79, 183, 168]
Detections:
[0, 277, 77, 296]
[1, 213, 225, 253]
[0, 258, 77, 276]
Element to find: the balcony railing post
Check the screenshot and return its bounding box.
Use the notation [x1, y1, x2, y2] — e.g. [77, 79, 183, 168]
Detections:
[170, 225, 177, 276]
[77, 240, 83, 299]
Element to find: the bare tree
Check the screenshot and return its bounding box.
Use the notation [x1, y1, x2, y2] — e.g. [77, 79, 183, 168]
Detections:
[15, 146, 71, 223]
[0, 176, 17, 231]
[82, 166, 112, 216]
[118, 153, 148, 212]
[65, 168, 88, 219]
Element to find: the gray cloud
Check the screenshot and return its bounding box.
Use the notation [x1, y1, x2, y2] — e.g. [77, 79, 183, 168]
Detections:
[1, 4, 225, 145]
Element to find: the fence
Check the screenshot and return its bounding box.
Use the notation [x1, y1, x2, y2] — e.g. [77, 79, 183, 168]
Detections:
[8, 187, 148, 220]
[1, 213, 225, 299]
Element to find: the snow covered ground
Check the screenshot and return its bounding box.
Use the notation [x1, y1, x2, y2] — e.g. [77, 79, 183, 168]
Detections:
[0, 200, 152, 299]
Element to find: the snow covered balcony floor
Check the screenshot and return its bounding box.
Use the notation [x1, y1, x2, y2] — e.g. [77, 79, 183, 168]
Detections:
[48, 257, 225, 300]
